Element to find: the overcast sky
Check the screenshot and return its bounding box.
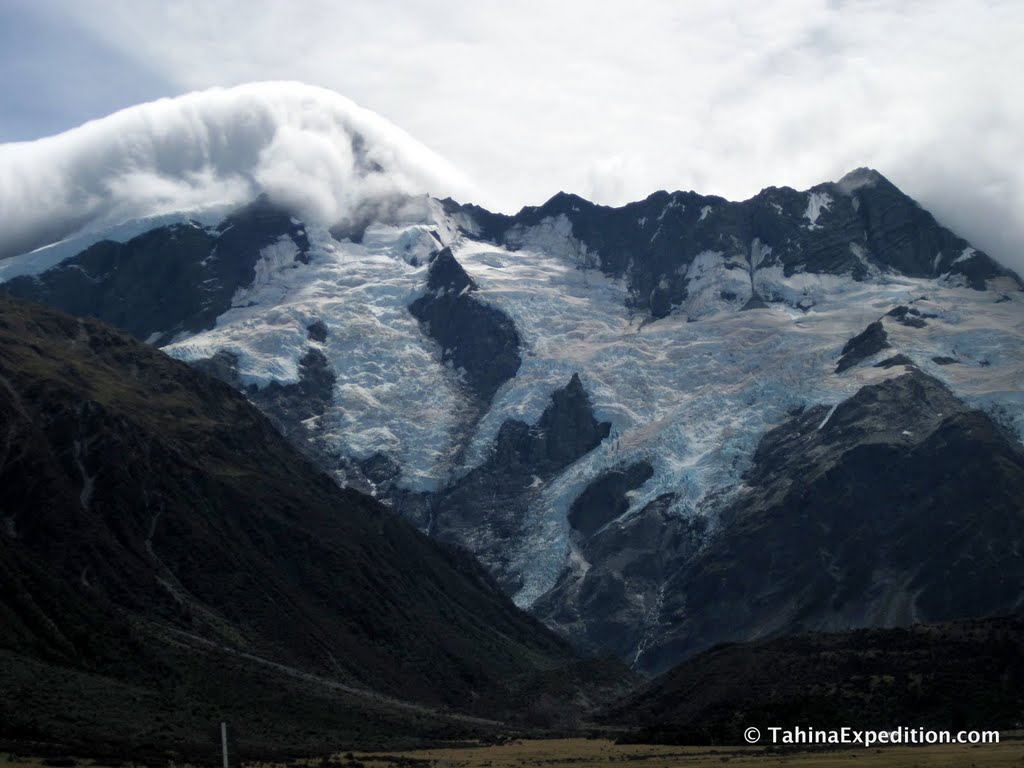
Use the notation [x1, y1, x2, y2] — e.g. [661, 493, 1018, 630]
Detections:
[1, 0, 1022, 269]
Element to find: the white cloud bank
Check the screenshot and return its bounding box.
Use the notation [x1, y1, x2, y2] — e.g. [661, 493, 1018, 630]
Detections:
[3, 0, 1023, 271]
[0, 81, 474, 258]
[24, 0, 1015, 274]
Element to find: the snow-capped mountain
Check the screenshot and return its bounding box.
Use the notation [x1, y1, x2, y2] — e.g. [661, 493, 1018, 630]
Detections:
[3, 87, 1023, 676]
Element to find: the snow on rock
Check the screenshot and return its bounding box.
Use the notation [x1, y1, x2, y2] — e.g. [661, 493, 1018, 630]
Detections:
[0, 205, 232, 282]
[753, 264, 853, 309]
[141, 199, 1024, 605]
[232, 235, 302, 306]
[165, 212, 467, 491]
[954, 246, 977, 264]
[835, 167, 882, 195]
[804, 190, 833, 229]
[504, 214, 601, 268]
[447, 236, 1024, 602]
[682, 250, 752, 317]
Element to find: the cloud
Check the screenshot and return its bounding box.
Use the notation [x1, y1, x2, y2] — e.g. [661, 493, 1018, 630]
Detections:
[3, 1, 1023, 271]
[0, 82, 475, 258]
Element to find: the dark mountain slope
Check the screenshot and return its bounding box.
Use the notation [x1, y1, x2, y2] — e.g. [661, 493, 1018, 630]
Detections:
[536, 370, 1024, 675]
[606, 615, 1024, 745]
[424, 373, 611, 595]
[0, 297, 627, 755]
[635, 370, 1024, 674]
[1, 196, 308, 344]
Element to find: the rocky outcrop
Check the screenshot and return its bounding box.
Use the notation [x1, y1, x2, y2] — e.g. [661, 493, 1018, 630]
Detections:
[534, 492, 707, 662]
[1, 196, 309, 344]
[425, 374, 611, 593]
[887, 304, 929, 328]
[567, 461, 654, 537]
[409, 247, 521, 404]
[632, 371, 1024, 675]
[835, 320, 890, 372]
[444, 168, 1021, 318]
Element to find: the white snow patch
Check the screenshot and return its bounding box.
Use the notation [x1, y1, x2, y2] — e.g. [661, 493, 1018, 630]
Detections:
[849, 242, 880, 278]
[683, 250, 752, 317]
[817, 404, 838, 430]
[657, 199, 685, 221]
[232, 235, 301, 306]
[954, 247, 977, 264]
[505, 214, 600, 269]
[700, 205, 712, 221]
[804, 191, 833, 229]
[753, 264, 853, 309]
[73, 439, 96, 509]
[750, 238, 772, 270]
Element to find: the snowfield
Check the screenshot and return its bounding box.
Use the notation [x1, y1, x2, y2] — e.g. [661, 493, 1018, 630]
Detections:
[153, 205, 1024, 607]
[5, 196, 1020, 607]
[166, 207, 469, 492]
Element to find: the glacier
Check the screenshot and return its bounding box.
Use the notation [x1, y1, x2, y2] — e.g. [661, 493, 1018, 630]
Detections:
[139, 199, 1024, 607]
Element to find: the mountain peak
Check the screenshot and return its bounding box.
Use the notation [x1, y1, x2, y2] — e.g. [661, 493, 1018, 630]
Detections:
[835, 166, 885, 194]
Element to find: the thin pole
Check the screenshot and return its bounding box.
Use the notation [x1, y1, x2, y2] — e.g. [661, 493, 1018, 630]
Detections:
[221, 722, 229, 768]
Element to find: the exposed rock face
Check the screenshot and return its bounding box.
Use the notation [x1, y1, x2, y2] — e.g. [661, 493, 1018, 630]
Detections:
[445, 168, 1020, 317]
[835, 320, 890, 372]
[425, 374, 611, 594]
[252, 348, 337, 435]
[567, 462, 655, 538]
[534, 492, 707, 662]
[306, 319, 329, 342]
[1, 196, 309, 344]
[875, 353, 915, 369]
[191, 346, 337, 452]
[632, 371, 1024, 675]
[409, 247, 521, 404]
[887, 304, 929, 328]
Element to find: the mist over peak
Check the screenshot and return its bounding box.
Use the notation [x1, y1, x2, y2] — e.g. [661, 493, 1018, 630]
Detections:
[0, 81, 474, 259]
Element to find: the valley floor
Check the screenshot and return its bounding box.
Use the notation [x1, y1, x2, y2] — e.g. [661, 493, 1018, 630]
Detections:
[4, 734, 1024, 768]
[332, 736, 1024, 768]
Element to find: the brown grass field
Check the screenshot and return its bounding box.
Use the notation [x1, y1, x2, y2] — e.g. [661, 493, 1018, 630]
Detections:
[3, 735, 1023, 768]
[337, 736, 1024, 768]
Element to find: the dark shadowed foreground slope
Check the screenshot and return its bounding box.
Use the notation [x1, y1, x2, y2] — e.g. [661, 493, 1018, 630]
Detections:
[607, 615, 1024, 745]
[0, 297, 632, 759]
[566, 369, 1024, 675]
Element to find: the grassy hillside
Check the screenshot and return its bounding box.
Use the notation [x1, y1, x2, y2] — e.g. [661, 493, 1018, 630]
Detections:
[605, 616, 1024, 745]
[0, 297, 632, 759]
